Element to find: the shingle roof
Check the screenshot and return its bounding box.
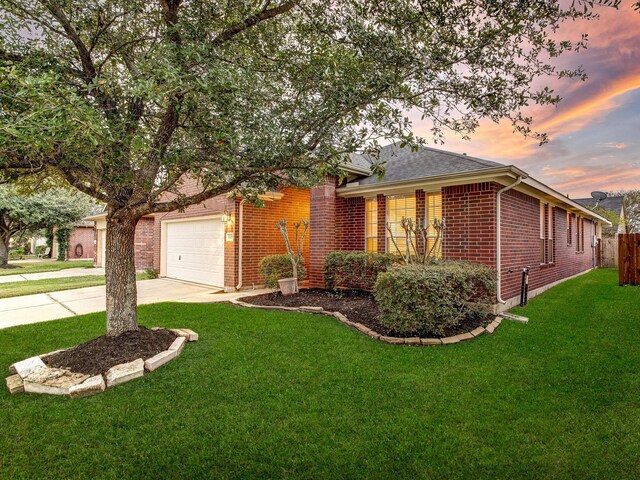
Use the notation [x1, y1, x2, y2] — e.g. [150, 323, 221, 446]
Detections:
[346, 144, 504, 186]
[574, 196, 624, 215]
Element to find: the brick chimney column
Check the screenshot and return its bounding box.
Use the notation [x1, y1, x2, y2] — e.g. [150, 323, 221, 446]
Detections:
[309, 176, 338, 288]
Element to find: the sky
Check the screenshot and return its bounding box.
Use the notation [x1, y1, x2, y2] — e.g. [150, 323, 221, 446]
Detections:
[412, 1, 640, 199]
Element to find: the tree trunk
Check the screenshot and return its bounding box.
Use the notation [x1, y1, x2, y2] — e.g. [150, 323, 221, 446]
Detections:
[105, 215, 139, 336]
[0, 237, 8, 267]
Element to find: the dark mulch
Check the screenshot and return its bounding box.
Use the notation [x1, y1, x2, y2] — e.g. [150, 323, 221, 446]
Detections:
[44, 327, 177, 375]
[242, 288, 492, 338]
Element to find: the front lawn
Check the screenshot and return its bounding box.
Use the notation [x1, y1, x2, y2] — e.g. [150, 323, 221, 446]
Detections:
[0, 260, 94, 276]
[1, 269, 639, 479]
[0, 276, 106, 299]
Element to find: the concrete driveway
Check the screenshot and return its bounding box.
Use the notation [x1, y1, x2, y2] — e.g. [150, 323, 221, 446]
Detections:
[0, 278, 268, 329]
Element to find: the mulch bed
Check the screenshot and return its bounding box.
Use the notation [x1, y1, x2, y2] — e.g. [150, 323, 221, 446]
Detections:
[44, 327, 177, 375]
[242, 288, 492, 338]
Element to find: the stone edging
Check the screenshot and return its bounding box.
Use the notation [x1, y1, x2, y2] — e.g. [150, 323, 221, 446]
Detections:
[6, 328, 198, 398]
[230, 298, 502, 346]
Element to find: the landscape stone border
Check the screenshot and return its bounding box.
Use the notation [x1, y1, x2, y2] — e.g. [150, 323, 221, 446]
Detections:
[230, 298, 503, 346]
[5, 328, 198, 398]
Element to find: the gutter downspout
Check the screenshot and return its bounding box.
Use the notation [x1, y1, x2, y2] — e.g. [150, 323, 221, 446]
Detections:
[496, 176, 524, 304]
[236, 199, 247, 290]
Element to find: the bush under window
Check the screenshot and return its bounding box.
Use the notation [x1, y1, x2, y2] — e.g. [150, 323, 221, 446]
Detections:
[259, 254, 306, 289]
[324, 251, 397, 291]
[374, 261, 496, 337]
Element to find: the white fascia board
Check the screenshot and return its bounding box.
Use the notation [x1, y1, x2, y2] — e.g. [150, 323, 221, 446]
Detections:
[336, 166, 527, 198]
[521, 177, 612, 226]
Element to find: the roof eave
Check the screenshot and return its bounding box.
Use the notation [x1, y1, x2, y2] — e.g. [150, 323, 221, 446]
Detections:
[336, 165, 527, 197]
[521, 177, 612, 226]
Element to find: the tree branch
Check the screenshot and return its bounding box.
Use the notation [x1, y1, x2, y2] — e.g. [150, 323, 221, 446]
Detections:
[211, 0, 300, 46]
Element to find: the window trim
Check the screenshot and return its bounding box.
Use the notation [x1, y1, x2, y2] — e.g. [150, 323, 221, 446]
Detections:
[365, 197, 378, 252]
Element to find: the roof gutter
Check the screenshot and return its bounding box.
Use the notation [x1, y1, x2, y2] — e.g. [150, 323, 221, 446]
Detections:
[497, 175, 525, 304]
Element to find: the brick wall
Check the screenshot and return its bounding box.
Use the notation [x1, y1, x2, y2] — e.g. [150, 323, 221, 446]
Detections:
[336, 196, 365, 250]
[442, 182, 498, 266]
[67, 226, 95, 259]
[500, 189, 596, 300]
[134, 217, 154, 270]
[309, 177, 338, 287]
[235, 188, 311, 289]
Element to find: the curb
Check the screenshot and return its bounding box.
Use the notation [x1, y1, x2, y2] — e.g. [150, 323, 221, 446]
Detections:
[230, 299, 503, 346]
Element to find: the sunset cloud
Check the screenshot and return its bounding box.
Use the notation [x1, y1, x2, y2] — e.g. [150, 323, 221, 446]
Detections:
[412, 1, 640, 197]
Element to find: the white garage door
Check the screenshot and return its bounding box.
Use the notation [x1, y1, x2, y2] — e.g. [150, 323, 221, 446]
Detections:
[165, 219, 225, 286]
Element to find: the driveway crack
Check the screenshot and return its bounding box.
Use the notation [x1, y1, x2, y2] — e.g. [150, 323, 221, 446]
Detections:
[45, 293, 78, 316]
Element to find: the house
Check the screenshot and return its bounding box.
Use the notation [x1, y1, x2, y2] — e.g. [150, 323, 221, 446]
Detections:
[91, 144, 610, 309]
[574, 195, 625, 268]
[49, 221, 97, 261]
[86, 212, 155, 271]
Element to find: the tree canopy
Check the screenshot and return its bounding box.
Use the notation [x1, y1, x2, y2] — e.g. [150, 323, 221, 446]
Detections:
[0, 186, 94, 265]
[0, 0, 618, 334]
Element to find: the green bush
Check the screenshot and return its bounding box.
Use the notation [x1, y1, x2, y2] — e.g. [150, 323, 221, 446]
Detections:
[324, 251, 398, 291]
[9, 246, 25, 259]
[34, 245, 48, 255]
[54, 226, 72, 261]
[259, 254, 306, 289]
[374, 261, 496, 337]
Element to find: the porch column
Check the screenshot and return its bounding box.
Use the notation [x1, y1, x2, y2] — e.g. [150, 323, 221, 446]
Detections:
[309, 176, 338, 288]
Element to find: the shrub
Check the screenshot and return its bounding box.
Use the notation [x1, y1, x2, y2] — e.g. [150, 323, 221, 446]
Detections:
[9, 246, 25, 259]
[374, 261, 496, 336]
[259, 254, 307, 289]
[324, 251, 398, 291]
[35, 245, 48, 255]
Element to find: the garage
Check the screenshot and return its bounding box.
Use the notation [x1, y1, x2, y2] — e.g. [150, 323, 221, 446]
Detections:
[164, 218, 225, 287]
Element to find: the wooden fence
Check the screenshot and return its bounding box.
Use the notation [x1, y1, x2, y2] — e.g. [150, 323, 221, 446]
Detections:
[619, 233, 640, 285]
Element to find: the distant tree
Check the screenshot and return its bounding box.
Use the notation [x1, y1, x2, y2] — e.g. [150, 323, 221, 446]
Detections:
[0, 0, 617, 335]
[608, 190, 640, 233]
[0, 187, 91, 266]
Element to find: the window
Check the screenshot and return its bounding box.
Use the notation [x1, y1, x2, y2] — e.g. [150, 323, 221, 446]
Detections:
[548, 206, 554, 263]
[386, 194, 416, 254]
[540, 203, 546, 263]
[425, 192, 443, 257]
[566, 211, 572, 245]
[576, 216, 582, 252]
[365, 198, 378, 252]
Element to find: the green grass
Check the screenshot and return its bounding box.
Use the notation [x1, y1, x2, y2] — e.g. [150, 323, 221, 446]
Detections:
[0, 276, 106, 298]
[1, 269, 639, 479]
[0, 260, 94, 276]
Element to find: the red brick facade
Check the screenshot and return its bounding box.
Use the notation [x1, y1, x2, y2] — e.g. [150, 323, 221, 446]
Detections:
[67, 226, 95, 260]
[133, 217, 155, 270]
[309, 177, 338, 287]
[442, 182, 498, 266]
[500, 188, 596, 300]
[231, 188, 310, 289]
[336, 196, 365, 251]
[135, 173, 600, 300]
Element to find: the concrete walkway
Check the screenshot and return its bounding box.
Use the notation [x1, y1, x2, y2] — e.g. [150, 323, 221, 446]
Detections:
[0, 278, 269, 329]
[0, 267, 105, 284]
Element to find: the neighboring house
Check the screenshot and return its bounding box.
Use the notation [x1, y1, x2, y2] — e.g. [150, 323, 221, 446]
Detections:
[575, 195, 625, 268]
[89, 145, 610, 309]
[86, 211, 155, 271]
[50, 221, 97, 260]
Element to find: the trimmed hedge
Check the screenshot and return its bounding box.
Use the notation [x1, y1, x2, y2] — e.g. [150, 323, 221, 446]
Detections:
[259, 254, 306, 289]
[374, 261, 496, 336]
[324, 251, 398, 291]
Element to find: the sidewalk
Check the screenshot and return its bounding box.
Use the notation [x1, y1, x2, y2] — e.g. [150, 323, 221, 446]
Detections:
[0, 278, 269, 329]
[0, 267, 105, 284]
